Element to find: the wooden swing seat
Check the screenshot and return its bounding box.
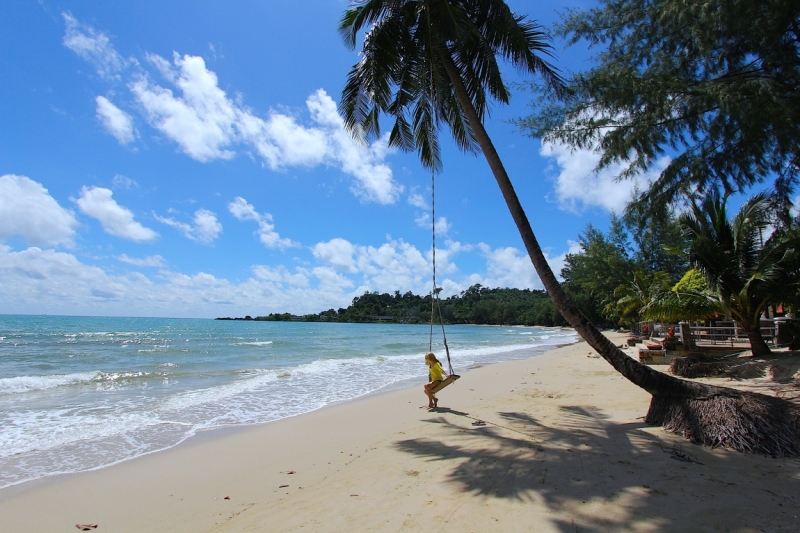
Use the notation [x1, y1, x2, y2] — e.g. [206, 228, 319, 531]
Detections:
[431, 374, 460, 394]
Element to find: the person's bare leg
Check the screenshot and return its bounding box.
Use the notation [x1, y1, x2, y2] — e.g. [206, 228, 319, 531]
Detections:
[423, 383, 434, 408]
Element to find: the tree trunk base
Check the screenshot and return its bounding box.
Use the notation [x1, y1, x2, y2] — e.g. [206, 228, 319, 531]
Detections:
[645, 390, 800, 456]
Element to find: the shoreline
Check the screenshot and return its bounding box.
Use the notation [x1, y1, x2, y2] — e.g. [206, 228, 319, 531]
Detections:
[0, 337, 574, 496]
[3, 331, 799, 532]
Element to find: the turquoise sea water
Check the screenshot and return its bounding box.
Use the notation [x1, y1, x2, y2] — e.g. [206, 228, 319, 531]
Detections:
[0, 315, 577, 489]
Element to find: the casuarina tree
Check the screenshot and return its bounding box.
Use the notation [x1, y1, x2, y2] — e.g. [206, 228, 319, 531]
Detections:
[339, 0, 800, 455]
[518, 0, 800, 206]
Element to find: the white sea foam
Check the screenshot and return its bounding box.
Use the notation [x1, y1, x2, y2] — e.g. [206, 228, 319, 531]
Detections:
[158, 370, 281, 412]
[0, 372, 100, 395]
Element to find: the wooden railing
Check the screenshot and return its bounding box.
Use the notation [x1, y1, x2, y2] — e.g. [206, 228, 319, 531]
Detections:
[682, 323, 776, 347]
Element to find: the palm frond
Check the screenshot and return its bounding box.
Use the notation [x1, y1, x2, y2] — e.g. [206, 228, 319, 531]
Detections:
[642, 290, 724, 322]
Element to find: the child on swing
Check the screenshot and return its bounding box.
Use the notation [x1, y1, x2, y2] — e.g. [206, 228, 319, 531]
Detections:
[423, 351, 449, 410]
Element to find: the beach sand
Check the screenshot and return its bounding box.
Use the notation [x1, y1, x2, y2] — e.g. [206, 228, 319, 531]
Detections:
[2, 332, 799, 532]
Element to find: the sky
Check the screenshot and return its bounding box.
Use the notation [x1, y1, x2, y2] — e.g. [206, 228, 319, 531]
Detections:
[0, 0, 662, 318]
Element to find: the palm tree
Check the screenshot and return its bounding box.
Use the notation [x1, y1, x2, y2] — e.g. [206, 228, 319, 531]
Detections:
[642, 269, 723, 327]
[679, 192, 798, 356]
[605, 270, 673, 328]
[339, 0, 800, 455]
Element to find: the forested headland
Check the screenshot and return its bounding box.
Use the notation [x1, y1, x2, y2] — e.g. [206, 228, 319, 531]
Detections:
[228, 285, 566, 326]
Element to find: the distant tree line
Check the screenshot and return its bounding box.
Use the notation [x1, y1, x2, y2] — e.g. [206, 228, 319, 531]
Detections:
[250, 285, 567, 327]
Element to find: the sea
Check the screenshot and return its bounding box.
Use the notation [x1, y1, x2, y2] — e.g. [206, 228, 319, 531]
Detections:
[0, 315, 577, 490]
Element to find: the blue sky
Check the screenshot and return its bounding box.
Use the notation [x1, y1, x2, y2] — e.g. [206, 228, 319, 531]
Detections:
[0, 0, 661, 318]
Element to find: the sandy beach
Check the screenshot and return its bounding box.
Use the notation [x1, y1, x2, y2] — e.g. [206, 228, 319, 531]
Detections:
[2, 331, 799, 532]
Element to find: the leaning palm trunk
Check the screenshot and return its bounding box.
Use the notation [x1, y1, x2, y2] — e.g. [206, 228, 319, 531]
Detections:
[439, 50, 800, 456]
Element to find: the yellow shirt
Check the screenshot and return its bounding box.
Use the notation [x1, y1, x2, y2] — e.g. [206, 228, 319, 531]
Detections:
[428, 361, 444, 381]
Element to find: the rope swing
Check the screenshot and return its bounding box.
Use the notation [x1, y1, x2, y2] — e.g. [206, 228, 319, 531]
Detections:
[428, 169, 459, 394]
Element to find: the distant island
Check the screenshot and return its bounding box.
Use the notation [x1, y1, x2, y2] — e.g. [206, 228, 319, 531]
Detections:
[215, 284, 567, 327]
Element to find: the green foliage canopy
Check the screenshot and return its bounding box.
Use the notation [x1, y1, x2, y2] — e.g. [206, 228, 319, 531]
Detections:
[644, 192, 800, 354]
[256, 285, 566, 327]
[517, 0, 800, 204]
[561, 208, 686, 325]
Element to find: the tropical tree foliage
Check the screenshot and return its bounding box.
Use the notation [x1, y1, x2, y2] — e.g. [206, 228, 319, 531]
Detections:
[605, 270, 673, 327]
[642, 269, 722, 323]
[339, 0, 800, 455]
[517, 0, 800, 205]
[562, 209, 685, 325]
[673, 192, 800, 356]
[258, 285, 566, 326]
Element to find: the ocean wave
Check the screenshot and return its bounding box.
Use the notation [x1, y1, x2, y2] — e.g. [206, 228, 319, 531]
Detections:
[0, 369, 182, 395]
[95, 371, 167, 382]
[158, 370, 281, 412]
[231, 341, 273, 346]
[0, 372, 100, 395]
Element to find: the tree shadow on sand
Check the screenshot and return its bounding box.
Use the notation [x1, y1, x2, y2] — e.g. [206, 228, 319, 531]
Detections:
[394, 404, 800, 532]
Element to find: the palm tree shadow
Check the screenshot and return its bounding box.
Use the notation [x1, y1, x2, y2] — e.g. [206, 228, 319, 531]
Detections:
[395, 404, 797, 532]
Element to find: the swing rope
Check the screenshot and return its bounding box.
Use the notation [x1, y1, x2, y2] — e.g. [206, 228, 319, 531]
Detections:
[428, 169, 454, 376]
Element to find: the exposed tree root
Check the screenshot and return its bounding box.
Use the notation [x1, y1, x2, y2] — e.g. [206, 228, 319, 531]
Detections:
[670, 354, 725, 378]
[645, 389, 800, 457]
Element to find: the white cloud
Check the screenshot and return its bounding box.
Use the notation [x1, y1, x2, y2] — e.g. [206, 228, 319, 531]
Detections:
[353, 237, 429, 293]
[0, 245, 370, 317]
[0, 175, 78, 247]
[62, 13, 125, 79]
[311, 266, 355, 290]
[408, 192, 428, 209]
[111, 174, 138, 190]
[95, 96, 137, 144]
[116, 254, 166, 267]
[428, 239, 470, 276]
[154, 208, 222, 244]
[130, 55, 402, 203]
[131, 54, 238, 162]
[228, 197, 296, 249]
[252, 265, 310, 287]
[479, 244, 539, 289]
[238, 103, 328, 169]
[313, 236, 470, 295]
[305, 90, 401, 204]
[192, 209, 223, 243]
[540, 141, 670, 213]
[311, 238, 357, 273]
[314, 236, 428, 293]
[414, 213, 450, 235]
[74, 186, 158, 242]
[61, 20, 402, 204]
[470, 243, 571, 290]
[0, 232, 580, 318]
